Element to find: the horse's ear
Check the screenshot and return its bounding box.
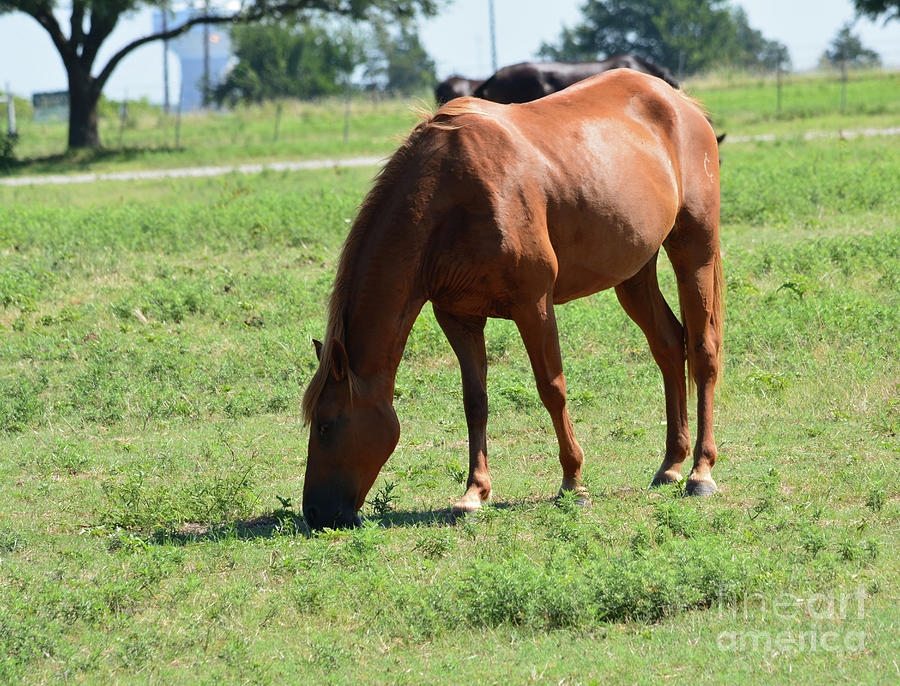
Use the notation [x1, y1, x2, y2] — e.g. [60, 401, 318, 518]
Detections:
[313, 339, 323, 361]
[329, 338, 349, 382]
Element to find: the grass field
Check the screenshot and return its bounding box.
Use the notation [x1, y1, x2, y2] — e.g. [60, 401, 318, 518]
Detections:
[1, 72, 899, 683]
[4, 68, 900, 174]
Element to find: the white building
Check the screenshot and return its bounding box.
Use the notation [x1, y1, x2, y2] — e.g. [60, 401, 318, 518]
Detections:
[154, 4, 234, 110]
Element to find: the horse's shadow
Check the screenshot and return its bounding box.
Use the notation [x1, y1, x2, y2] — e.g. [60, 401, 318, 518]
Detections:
[376, 500, 524, 528]
[138, 499, 535, 547]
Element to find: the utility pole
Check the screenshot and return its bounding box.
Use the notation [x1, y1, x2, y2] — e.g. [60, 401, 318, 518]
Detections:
[162, 1, 170, 114]
[488, 0, 498, 72]
[203, 0, 211, 106]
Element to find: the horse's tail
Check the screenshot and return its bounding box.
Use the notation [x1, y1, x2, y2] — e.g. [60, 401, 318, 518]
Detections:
[711, 247, 725, 387]
[682, 247, 725, 396]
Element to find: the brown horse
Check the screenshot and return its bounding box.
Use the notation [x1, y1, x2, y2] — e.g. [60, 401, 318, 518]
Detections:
[472, 57, 726, 150]
[302, 69, 723, 530]
[472, 55, 679, 104]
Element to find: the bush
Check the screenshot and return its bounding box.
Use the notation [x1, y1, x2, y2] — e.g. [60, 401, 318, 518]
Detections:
[0, 133, 18, 170]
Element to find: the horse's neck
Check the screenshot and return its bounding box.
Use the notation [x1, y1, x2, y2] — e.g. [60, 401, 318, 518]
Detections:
[342, 227, 426, 394]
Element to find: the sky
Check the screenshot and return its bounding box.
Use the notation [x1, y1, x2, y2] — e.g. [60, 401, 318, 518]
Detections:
[1, 0, 899, 103]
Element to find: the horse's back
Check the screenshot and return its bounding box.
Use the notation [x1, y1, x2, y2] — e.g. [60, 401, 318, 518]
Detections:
[474, 58, 679, 104]
[419, 70, 719, 307]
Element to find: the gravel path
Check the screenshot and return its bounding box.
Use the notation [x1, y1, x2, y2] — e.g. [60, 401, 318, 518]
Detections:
[0, 155, 385, 187]
[724, 126, 900, 144]
[2, 126, 899, 187]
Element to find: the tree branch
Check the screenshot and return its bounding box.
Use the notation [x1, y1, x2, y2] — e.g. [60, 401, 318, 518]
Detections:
[70, 0, 85, 48]
[91, 1, 390, 95]
[26, 1, 74, 62]
[81, 4, 123, 70]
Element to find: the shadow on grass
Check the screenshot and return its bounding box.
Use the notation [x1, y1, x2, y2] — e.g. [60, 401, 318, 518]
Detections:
[130, 499, 538, 547]
[148, 512, 314, 546]
[375, 499, 529, 528]
[2, 146, 182, 176]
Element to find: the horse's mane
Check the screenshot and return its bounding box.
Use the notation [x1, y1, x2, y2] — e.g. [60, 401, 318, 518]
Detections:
[301, 100, 490, 425]
[675, 89, 713, 123]
[621, 55, 679, 89]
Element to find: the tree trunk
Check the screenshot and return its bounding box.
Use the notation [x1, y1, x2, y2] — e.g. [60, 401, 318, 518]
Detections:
[66, 66, 102, 149]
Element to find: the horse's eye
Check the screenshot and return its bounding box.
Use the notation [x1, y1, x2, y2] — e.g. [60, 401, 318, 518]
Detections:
[318, 423, 330, 438]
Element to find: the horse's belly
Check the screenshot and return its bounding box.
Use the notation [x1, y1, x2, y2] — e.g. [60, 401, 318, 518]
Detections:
[552, 268, 622, 303]
[550, 215, 671, 303]
[543, 149, 679, 302]
[552, 252, 655, 303]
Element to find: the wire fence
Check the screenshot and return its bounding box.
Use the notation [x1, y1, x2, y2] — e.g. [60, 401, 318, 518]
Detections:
[684, 67, 899, 124]
[3, 67, 899, 163]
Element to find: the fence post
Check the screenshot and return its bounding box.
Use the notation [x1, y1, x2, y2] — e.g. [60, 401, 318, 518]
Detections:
[118, 94, 128, 149]
[840, 59, 847, 114]
[175, 83, 184, 149]
[776, 64, 782, 115]
[273, 101, 283, 142]
[5, 83, 16, 137]
[343, 86, 350, 144]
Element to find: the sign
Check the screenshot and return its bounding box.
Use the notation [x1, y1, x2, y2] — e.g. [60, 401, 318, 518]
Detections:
[32, 90, 69, 123]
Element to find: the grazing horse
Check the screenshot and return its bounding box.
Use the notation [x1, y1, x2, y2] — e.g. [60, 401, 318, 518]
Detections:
[472, 55, 678, 104]
[434, 75, 485, 105]
[302, 69, 723, 530]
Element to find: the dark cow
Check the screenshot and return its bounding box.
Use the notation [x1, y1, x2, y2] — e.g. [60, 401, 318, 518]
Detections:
[434, 75, 485, 106]
[473, 55, 679, 104]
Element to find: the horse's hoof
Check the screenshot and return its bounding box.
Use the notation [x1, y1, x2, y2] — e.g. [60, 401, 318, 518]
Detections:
[684, 479, 718, 497]
[451, 489, 489, 516]
[650, 471, 682, 488]
[556, 488, 591, 507]
[450, 502, 481, 517]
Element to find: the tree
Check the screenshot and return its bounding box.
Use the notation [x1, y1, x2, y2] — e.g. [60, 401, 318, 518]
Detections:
[365, 19, 436, 94]
[822, 23, 881, 69]
[853, 0, 900, 23]
[215, 16, 435, 103]
[538, 0, 790, 76]
[214, 19, 365, 103]
[0, 0, 438, 150]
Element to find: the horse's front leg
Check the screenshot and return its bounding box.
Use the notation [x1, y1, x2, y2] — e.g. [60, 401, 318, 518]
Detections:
[434, 309, 492, 514]
[513, 295, 589, 504]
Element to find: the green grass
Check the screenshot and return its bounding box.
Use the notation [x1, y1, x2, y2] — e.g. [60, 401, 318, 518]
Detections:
[3, 70, 899, 175]
[688, 68, 900, 136]
[4, 95, 426, 175]
[0, 81, 898, 683]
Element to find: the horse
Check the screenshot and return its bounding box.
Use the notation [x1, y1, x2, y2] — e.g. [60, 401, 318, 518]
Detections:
[472, 55, 678, 104]
[301, 69, 724, 530]
[434, 75, 485, 106]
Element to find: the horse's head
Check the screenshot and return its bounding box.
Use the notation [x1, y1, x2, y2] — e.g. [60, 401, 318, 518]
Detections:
[302, 339, 400, 530]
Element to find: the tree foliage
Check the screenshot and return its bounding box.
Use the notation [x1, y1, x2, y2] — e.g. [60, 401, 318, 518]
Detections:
[822, 23, 882, 68]
[364, 19, 436, 94]
[214, 20, 365, 103]
[538, 0, 790, 76]
[214, 15, 436, 103]
[852, 0, 900, 22]
[0, 0, 440, 148]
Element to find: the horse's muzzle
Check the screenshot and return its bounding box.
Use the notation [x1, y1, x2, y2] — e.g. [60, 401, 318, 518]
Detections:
[303, 502, 362, 530]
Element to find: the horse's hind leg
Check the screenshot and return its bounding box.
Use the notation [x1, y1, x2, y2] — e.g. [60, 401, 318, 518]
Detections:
[614, 252, 691, 487]
[512, 294, 588, 503]
[665, 214, 724, 496]
[434, 309, 492, 514]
